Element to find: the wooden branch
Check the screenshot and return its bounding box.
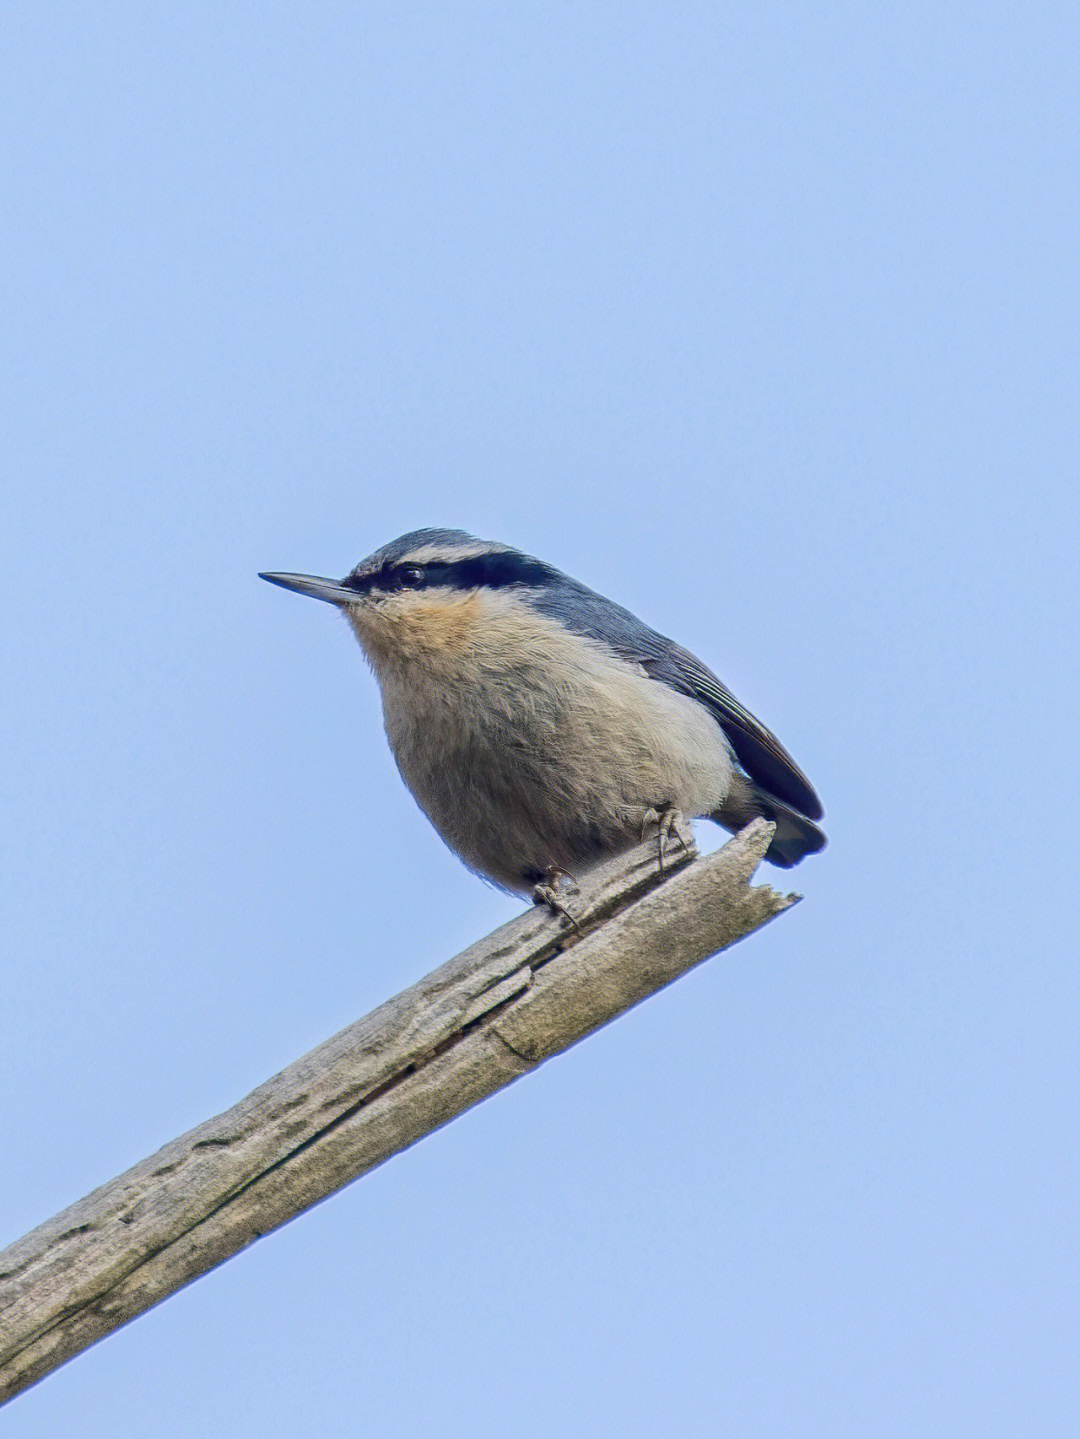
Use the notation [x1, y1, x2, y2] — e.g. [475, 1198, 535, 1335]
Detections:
[0, 819, 796, 1405]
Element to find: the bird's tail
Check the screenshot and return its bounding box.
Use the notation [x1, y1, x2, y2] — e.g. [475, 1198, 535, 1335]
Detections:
[711, 773, 827, 868]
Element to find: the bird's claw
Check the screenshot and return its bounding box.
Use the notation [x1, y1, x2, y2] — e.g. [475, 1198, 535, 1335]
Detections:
[532, 865, 581, 933]
[641, 803, 689, 873]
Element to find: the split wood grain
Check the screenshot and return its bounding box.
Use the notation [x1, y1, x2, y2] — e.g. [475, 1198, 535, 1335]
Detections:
[0, 819, 796, 1405]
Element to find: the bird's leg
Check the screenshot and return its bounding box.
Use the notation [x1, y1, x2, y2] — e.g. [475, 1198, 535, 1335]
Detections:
[531, 865, 581, 933]
[641, 803, 690, 874]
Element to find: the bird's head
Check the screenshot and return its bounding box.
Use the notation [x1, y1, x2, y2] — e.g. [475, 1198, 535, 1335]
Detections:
[261, 529, 561, 671]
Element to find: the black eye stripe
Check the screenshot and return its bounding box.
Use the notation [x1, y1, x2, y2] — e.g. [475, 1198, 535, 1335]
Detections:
[413, 554, 555, 590]
[342, 552, 557, 595]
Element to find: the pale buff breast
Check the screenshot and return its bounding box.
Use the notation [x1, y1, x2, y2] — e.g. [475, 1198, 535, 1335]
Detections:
[346, 588, 734, 887]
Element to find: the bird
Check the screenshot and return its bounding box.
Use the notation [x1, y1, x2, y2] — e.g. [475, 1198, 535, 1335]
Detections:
[260, 529, 825, 904]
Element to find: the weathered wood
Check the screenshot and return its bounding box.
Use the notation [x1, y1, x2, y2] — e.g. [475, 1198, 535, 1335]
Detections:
[0, 819, 796, 1405]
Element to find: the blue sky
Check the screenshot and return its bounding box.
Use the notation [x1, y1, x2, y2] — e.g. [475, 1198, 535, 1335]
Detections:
[2, 3, 1077, 1435]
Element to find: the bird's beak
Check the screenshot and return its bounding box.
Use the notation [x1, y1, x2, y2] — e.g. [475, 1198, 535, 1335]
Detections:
[259, 572, 360, 606]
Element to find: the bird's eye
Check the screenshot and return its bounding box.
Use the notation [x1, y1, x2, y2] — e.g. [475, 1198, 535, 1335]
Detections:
[398, 565, 426, 589]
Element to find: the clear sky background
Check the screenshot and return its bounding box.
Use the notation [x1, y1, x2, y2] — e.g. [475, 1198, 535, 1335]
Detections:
[2, 4, 1077, 1435]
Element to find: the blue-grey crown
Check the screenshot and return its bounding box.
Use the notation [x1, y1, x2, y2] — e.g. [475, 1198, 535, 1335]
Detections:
[373, 528, 479, 566]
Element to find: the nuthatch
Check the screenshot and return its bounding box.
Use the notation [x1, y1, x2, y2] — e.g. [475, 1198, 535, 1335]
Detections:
[261, 530, 825, 903]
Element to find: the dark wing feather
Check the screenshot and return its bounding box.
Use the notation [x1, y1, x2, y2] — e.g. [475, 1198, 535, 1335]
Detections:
[639, 645, 823, 821]
[532, 578, 823, 821]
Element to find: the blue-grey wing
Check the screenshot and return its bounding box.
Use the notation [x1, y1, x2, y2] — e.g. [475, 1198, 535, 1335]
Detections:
[533, 578, 824, 821]
[638, 643, 824, 820]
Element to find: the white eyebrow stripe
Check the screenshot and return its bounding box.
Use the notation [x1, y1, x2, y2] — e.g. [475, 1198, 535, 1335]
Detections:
[395, 542, 497, 567]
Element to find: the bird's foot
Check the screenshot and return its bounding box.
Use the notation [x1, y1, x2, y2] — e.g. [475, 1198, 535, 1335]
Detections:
[531, 865, 581, 933]
[641, 803, 690, 874]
